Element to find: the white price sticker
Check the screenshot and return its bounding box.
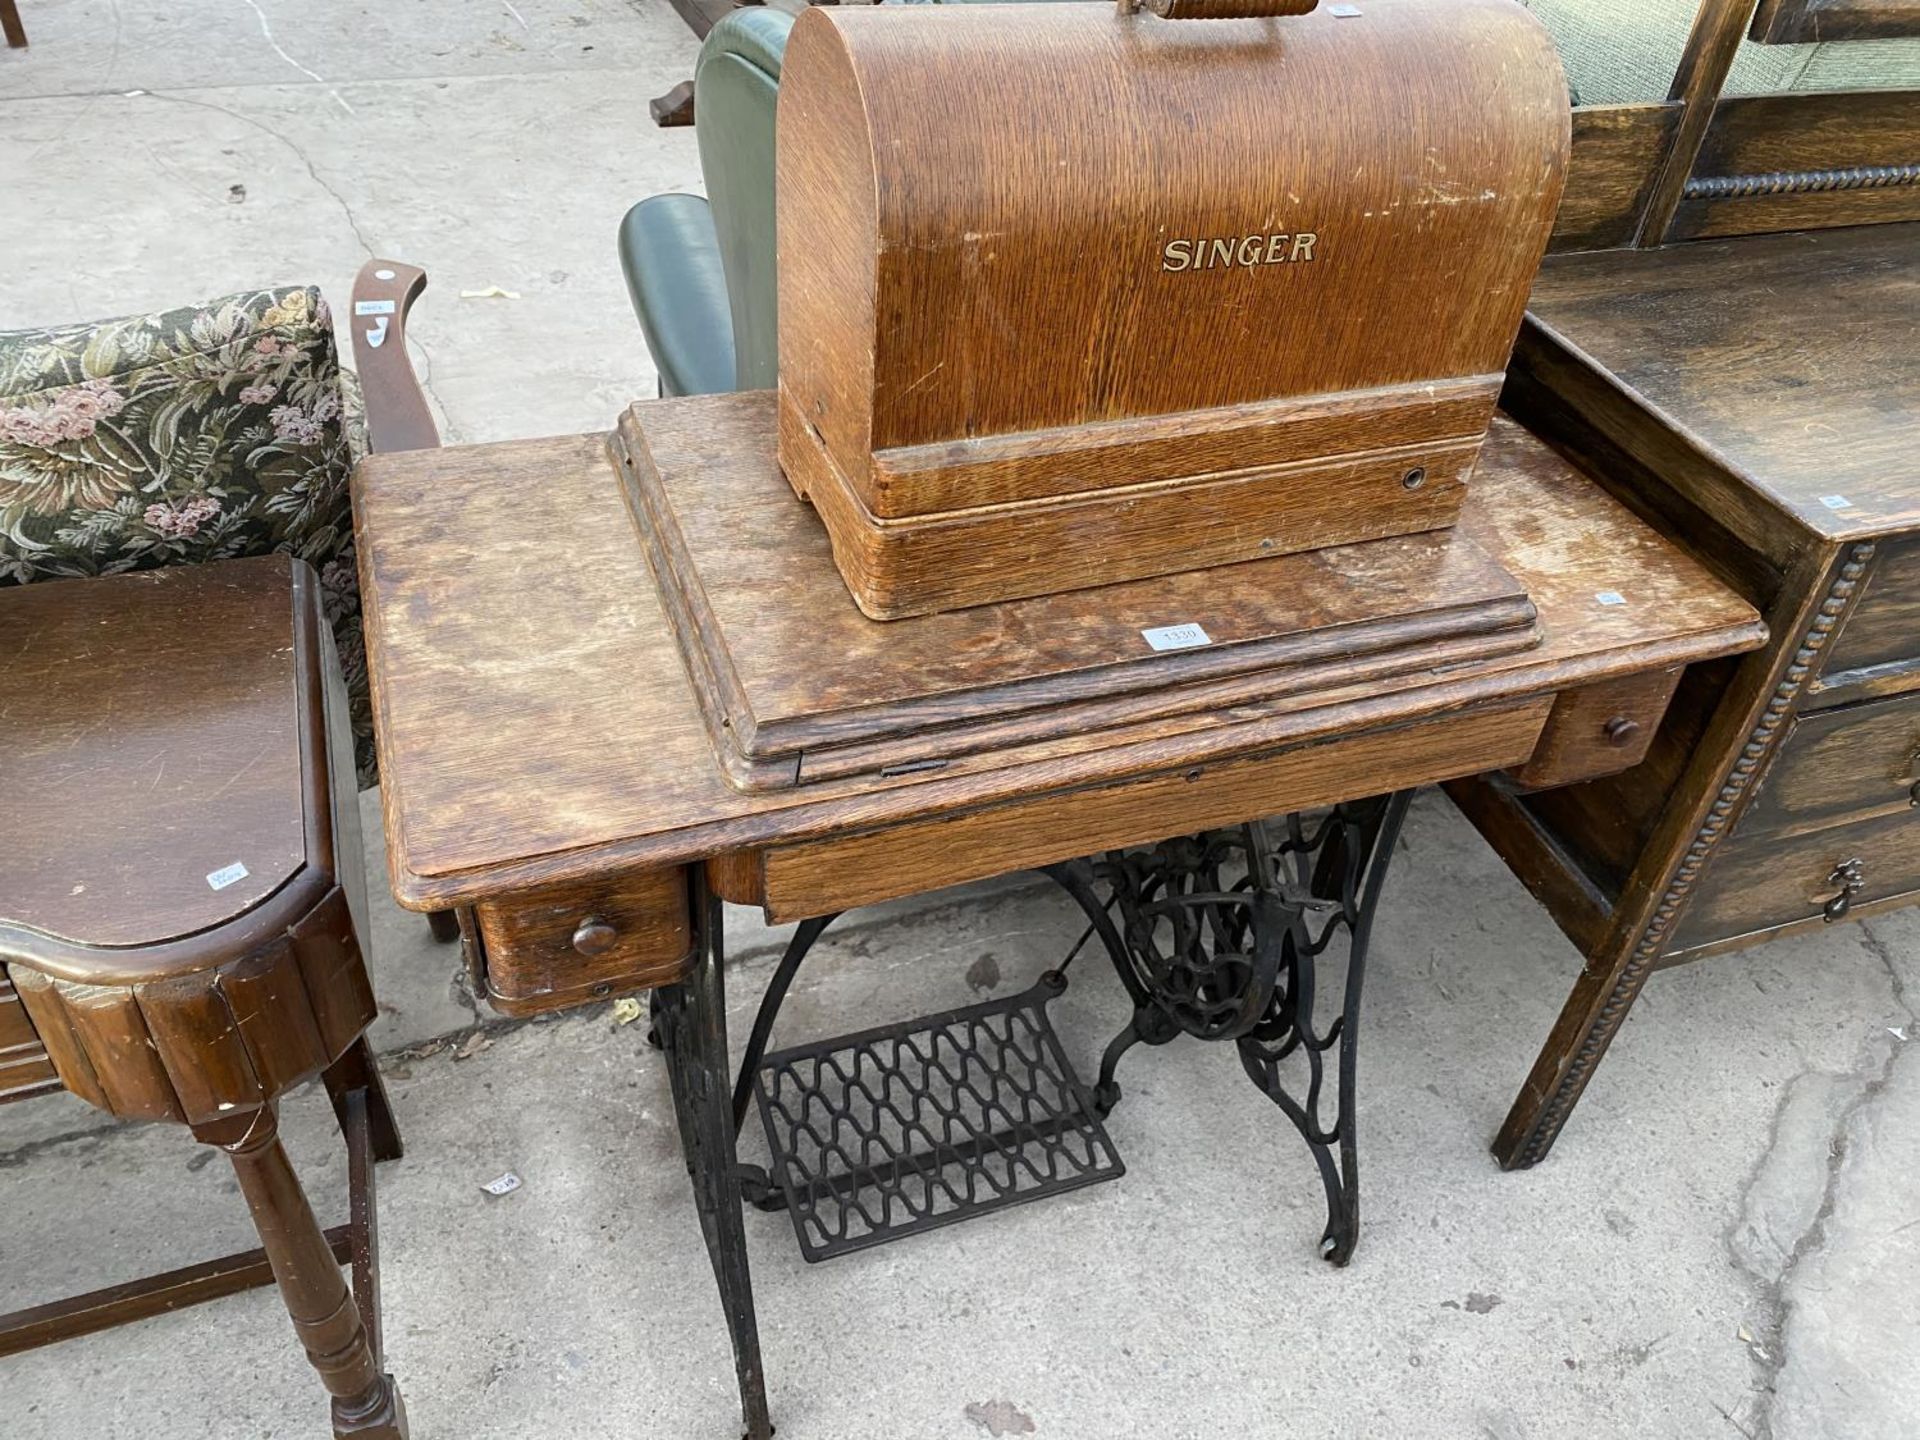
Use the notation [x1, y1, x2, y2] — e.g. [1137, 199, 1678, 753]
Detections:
[480, 1172, 522, 1198]
[1142, 622, 1212, 653]
[1594, 591, 1627, 607]
[353, 298, 396, 316]
[206, 861, 250, 891]
[1820, 494, 1853, 511]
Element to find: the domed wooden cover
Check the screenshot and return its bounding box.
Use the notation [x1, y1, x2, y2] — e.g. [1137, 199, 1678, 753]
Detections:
[776, 0, 1570, 617]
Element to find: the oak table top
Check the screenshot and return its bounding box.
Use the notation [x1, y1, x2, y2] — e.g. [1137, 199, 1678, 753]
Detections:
[354, 391, 1762, 913]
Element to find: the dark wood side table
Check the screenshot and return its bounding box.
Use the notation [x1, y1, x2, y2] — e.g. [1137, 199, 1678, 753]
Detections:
[1458, 223, 1920, 1169]
[1445, 0, 1920, 1170]
[0, 556, 407, 1440]
[354, 393, 1765, 1439]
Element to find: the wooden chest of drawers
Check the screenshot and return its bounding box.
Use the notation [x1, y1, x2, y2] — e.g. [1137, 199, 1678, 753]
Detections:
[1669, 675, 1920, 953]
[1452, 221, 1920, 1168]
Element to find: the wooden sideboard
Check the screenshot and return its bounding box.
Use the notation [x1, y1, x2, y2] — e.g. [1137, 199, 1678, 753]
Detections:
[1457, 222, 1920, 1166]
[1451, 0, 1919, 1168]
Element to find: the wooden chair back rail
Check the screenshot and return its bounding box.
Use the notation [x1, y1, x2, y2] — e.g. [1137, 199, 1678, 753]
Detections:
[1549, 0, 1918, 254]
[1751, 0, 1920, 45]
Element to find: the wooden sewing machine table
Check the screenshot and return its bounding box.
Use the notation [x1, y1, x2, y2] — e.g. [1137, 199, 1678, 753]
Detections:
[354, 390, 1764, 1439]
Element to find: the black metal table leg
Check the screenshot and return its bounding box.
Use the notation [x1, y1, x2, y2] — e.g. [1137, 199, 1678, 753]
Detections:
[652, 874, 774, 1440]
[732, 912, 840, 1133]
[1049, 790, 1414, 1266]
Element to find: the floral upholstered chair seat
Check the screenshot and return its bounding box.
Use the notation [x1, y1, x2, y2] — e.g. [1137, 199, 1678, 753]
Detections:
[0, 286, 376, 783]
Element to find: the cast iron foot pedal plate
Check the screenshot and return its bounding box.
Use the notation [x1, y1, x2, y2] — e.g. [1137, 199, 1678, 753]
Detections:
[752, 970, 1124, 1261]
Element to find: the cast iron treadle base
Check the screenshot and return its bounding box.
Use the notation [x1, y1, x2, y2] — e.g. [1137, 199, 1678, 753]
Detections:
[751, 970, 1123, 1262]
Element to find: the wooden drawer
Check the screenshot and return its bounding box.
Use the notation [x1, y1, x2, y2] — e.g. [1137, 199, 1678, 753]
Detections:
[1823, 539, 1920, 680]
[1506, 668, 1681, 791]
[1743, 689, 1920, 838]
[1670, 807, 1920, 954]
[0, 970, 60, 1102]
[470, 868, 695, 1017]
[760, 697, 1551, 922]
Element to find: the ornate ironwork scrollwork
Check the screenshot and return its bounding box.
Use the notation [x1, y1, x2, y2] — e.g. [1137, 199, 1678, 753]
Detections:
[1048, 792, 1413, 1265]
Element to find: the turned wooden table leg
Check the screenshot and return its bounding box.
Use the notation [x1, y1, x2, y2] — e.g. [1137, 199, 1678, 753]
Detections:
[198, 1106, 408, 1440]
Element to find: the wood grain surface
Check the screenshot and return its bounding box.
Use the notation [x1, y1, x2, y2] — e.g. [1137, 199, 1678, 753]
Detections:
[759, 701, 1552, 922]
[1521, 223, 1920, 543]
[1670, 90, 1920, 240]
[853, 378, 1505, 517]
[1506, 667, 1682, 790]
[1819, 537, 1920, 678]
[622, 392, 1538, 788]
[1551, 104, 1683, 253]
[1739, 687, 1920, 836]
[0, 558, 308, 948]
[778, 387, 1483, 618]
[775, 0, 1567, 612]
[1634, 0, 1758, 244]
[0, 973, 58, 1101]
[474, 868, 694, 1015]
[1487, 657, 1734, 895]
[355, 396, 1763, 910]
[1453, 0, 1920, 1168]
[1669, 803, 1920, 949]
[1750, 0, 1920, 43]
[780, 0, 1568, 464]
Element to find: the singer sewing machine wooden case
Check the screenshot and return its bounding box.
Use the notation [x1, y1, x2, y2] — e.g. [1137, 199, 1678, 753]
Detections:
[774, 0, 1571, 617]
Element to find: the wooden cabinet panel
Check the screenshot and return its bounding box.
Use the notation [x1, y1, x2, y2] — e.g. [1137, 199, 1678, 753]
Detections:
[1671, 808, 1920, 952]
[1823, 539, 1920, 680]
[1744, 690, 1920, 838]
[474, 869, 694, 1016]
[0, 970, 59, 1103]
[762, 698, 1551, 923]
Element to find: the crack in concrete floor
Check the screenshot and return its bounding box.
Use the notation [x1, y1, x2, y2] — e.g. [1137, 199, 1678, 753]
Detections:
[1722, 917, 1918, 1440]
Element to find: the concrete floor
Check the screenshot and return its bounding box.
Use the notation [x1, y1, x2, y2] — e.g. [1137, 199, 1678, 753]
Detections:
[3, 5, 1918, 1440]
[0, 0, 702, 430]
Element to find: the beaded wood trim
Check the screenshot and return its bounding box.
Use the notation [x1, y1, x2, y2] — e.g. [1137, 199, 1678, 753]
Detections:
[1515, 542, 1878, 1166]
[1684, 163, 1920, 199]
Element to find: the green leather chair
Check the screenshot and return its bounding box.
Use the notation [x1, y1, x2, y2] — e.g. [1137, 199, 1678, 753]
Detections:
[620, 7, 791, 396]
[621, 1, 1083, 395]
[620, 0, 1916, 396]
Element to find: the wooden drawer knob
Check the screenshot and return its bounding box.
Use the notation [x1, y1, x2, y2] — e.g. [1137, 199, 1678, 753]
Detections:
[1603, 717, 1642, 747]
[571, 917, 619, 955]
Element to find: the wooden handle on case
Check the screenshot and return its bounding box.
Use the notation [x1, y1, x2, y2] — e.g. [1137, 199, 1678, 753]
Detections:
[349, 259, 439, 455]
[1119, 0, 1317, 18]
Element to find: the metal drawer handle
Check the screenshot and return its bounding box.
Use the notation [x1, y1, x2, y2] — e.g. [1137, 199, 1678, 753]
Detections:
[572, 916, 620, 955]
[1822, 858, 1865, 923]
